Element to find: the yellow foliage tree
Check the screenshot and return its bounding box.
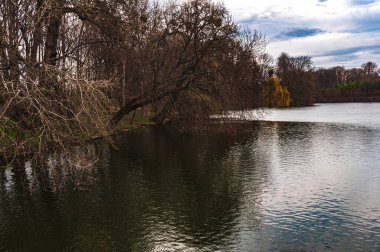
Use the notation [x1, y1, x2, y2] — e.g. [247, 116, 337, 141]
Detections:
[262, 76, 291, 107]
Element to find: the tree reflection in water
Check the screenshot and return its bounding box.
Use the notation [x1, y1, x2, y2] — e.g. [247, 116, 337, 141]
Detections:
[0, 121, 380, 251]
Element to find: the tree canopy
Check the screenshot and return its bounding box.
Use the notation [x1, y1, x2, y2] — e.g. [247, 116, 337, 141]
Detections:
[262, 76, 291, 107]
[0, 0, 268, 160]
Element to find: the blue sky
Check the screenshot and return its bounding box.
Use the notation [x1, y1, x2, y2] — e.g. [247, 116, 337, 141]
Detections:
[222, 0, 380, 68]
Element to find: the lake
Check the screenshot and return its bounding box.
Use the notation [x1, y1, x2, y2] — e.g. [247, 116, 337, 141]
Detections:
[0, 103, 380, 251]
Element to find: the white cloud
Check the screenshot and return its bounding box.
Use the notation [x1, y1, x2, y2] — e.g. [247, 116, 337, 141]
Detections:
[219, 0, 380, 67]
[269, 31, 380, 52]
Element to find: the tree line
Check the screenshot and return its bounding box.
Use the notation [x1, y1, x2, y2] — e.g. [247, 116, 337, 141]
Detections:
[264, 54, 380, 107]
[316, 61, 380, 103]
[0, 0, 269, 160]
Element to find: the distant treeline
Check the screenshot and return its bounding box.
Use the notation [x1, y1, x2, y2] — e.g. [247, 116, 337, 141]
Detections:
[264, 55, 380, 106]
[316, 62, 380, 102]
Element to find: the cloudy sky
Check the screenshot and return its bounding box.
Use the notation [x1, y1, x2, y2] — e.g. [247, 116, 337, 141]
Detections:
[221, 0, 380, 68]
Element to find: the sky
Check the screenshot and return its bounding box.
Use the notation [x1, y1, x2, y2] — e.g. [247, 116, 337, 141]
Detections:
[221, 0, 380, 68]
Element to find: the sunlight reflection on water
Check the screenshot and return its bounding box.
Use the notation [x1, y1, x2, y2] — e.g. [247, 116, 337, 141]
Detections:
[0, 103, 380, 251]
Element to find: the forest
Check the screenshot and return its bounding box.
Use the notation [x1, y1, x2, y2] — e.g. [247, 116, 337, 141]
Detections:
[316, 62, 380, 102]
[0, 0, 379, 162]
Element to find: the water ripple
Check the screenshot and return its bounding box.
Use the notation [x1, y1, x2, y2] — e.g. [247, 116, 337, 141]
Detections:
[1, 104, 380, 251]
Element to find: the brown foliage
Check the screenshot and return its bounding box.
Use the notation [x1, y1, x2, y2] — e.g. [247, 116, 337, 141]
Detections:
[0, 65, 113, 162]
[0, 0, 268, 161]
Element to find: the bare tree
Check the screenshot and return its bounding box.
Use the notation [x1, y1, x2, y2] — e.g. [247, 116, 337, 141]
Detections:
[1, 0, 268, 161]
[277, 53, 316, 106]
[361, 61, 378, 81]
[111, 0, 267, 130]
[1, 66, 113, 162]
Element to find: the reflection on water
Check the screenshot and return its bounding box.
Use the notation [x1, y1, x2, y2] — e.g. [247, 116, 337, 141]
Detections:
[1, 103, 380, 251]
[260, 103, 380, 130]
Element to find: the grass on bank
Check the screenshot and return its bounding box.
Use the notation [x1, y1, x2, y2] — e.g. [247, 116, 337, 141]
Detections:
[321, 80, 380, 93]
[116, 110, 155, 131]
[1, 109, 154, 157]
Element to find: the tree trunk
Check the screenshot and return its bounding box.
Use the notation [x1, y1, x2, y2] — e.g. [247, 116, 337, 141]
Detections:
[44, 1, 62, 66]
[112, 85, 187, 125]
[31, 0, 44, 63]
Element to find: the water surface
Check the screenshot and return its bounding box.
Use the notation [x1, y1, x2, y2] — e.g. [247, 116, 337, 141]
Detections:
[260, 102, 380, 129]
[0, 103, 379, 251]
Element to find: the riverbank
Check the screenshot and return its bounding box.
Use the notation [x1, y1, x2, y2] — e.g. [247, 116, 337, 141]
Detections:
[318, 95, 380, 103]
[318, 83, 380, 103]
[0, 110, 154, 163]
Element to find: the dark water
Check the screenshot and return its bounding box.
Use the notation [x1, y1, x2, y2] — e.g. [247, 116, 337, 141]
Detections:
[1, 103, 380, 251]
